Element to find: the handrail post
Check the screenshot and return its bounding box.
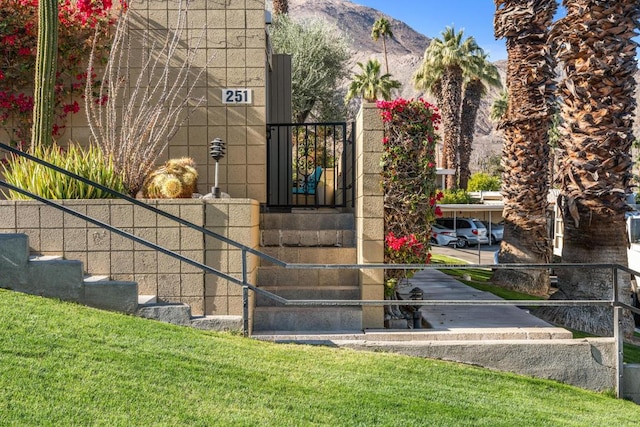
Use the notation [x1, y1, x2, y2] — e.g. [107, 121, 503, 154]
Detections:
[243, 285, 249, 337]
[614, 305, 623, 399]
[242, 249, 249, 337]
[242, 248, 248, 287]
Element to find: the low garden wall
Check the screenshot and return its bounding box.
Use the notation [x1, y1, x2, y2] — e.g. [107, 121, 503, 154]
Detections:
[0, 198, 260, 316]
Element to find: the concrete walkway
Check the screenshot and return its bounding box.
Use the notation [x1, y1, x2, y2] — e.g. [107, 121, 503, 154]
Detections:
[254, 267, 570, 341]
[398, 268, 553, 329]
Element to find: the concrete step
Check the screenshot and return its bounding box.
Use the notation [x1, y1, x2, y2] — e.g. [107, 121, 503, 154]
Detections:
[255, 285, 360, 306]
[252, 306, 362, 332]
[136, 296, 243, 332]
[0, 234, 30, 277]
[137, 301, 193, 326]
[260, 229, 355, 247]
[261, 211, 354, 231]
[83, 275, 137, 314]
[259, 247, 356, 266]
[138, 295, 157, 305]
[29, 255, 63, 261]
[24, 258, 85, 301]
[251, 327, 573, 343]
[257, 266, 359, 287]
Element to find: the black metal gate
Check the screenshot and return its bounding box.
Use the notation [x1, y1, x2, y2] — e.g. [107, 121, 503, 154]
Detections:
[266, 122, 355, 209]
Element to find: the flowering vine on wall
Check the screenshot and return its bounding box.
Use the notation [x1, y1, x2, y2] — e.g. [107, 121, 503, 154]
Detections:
[0, 0, 122, 146]
[377, 98, 443, 295]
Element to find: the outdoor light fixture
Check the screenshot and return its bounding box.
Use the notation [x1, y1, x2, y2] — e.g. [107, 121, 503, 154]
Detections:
[210, 137, 225, 198]
[409, 287, 424, 329]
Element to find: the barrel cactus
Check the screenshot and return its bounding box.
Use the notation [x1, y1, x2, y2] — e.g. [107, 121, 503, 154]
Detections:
[140, 158, 199, 199]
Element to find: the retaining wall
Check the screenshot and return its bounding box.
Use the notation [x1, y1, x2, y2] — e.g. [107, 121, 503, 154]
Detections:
[0, 198, 260, 316]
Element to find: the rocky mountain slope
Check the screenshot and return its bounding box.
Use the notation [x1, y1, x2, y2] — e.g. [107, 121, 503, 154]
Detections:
[287, 0, 640, 169]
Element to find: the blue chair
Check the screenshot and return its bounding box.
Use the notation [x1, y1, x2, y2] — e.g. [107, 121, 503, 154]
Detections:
[292, 166, 323, 195]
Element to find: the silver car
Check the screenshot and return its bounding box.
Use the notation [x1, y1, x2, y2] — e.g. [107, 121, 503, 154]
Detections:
[487, 222, 504, 245]
[430, 223, 461, 247]
[435, 217, 489, 247]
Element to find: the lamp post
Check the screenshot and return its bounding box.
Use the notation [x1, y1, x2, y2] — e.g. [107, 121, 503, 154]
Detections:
[409, 286, 424, 329]
[209, 137, 225, 198]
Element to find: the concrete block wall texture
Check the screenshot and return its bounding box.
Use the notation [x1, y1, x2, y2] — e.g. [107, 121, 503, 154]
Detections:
[356, 103, 385, 328]
[0, 0, 268, 202]
[0, 199, 260, 317]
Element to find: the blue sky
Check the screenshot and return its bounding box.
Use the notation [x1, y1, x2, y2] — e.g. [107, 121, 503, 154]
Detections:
[352, 0, 512, 60]
[350, 1, 576, 61]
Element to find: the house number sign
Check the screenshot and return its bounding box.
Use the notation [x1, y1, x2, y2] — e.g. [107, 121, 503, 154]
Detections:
[222, 88, 252, 104]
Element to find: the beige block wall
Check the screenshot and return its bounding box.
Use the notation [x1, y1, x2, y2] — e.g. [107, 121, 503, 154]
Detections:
[355, 103, 385, 328]
[1, 0, 268, 203]
[0, 199, 260, 317]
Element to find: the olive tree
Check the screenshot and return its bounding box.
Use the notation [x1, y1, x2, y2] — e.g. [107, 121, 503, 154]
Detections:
[270, 15, 349, 123]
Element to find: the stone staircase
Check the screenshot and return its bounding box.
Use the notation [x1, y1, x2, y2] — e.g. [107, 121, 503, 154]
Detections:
[0, 233, 137, 313]
[253, 210, 362, 333]
[0, 233, 241, 331]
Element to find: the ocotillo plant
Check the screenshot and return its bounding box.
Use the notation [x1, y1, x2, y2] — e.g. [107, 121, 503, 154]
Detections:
[30, 0, 58, 150]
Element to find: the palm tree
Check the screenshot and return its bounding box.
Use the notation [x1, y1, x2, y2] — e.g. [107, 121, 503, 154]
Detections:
[490, 90, 508, 121]
[491, 0, 557, 296]
[458, 52, 502, 189]
[371, 17, 393, 74]
[272, 0, 288, 15]
[415, 27, 481, 189]
[345, 59, 401, 103]
[538, 0, 639, 336]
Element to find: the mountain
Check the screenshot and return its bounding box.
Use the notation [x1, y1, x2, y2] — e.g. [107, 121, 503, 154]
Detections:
[286, 0, 505, 167]
[286, 0, 640, 169]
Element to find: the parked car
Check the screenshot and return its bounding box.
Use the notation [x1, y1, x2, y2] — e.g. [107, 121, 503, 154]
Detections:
[487, 222, 504, 245]
[430, 223, 461, 247]
[435, 217, 489, 247]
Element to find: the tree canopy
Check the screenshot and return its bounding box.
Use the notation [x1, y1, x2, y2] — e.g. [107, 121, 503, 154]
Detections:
[345, 59, 401, 103]
[270, 15, 350, 123]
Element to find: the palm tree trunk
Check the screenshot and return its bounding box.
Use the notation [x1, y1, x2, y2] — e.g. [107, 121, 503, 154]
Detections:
[536, 0, 638, 336]
[382, 36, 389, 75]
[458, 79, 483, 189]
[440, 66, 463, 189]
[491, 0, 556, 295]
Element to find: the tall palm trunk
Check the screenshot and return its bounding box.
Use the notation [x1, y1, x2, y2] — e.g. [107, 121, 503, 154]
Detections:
[492, 0, 557, 295]
[440, 66, 463, 189]
[538, 0, 639, 336]
[458, 79, 483, 189]
[381, 36, 389, 75]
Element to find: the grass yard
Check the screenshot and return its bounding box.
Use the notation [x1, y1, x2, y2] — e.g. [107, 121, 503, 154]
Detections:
[1, 289, 639, 426]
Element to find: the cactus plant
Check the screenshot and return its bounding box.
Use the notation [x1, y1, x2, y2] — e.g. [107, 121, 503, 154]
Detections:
[140, 158, 199, 199]
[30, 0, 58, 150]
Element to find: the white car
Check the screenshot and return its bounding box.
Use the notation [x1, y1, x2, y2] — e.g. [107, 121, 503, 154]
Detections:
[430, 223, 461, 247]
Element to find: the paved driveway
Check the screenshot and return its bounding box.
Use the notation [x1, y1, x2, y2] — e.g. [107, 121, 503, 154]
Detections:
[431, 242, 498, 265]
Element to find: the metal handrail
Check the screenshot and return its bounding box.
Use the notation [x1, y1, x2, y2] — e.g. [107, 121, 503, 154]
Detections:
[0, 142, 285, 267]
[2, 142, 639, 328]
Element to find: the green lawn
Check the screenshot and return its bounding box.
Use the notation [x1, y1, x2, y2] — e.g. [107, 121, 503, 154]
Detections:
[1, 289, 639, 426]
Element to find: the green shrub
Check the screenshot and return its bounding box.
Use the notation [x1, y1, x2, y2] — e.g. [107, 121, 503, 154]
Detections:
[467, 172, 501, 191]
[440, 189, 474, 204]
[1, 143, 126, 199]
